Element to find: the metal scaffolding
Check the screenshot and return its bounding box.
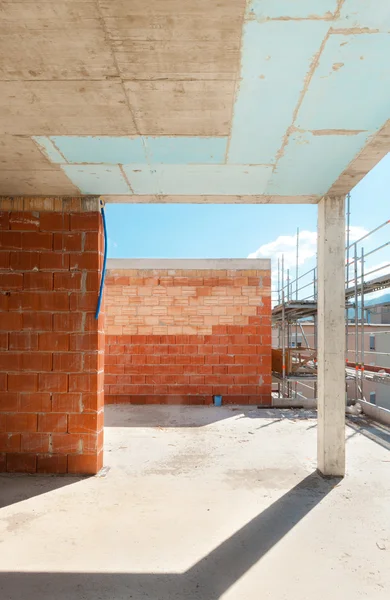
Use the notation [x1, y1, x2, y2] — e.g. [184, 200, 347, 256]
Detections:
[272, 213, 390, 402]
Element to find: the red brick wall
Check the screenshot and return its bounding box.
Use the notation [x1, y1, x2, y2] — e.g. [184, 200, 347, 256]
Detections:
[0, 198, 104, 474]
[105, 263, 271, 405]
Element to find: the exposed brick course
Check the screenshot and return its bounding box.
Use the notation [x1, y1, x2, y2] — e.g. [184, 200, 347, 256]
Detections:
[0, 201, 104, 474]
[105, 266, 271, 405]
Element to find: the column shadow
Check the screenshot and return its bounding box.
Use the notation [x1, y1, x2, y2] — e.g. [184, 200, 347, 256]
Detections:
[346, 416, 390, 451]
[0, 474, 88, 509]
[0, 472, 340, 599]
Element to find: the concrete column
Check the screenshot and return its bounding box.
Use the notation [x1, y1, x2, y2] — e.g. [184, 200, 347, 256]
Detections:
[317, 195, 346, 477]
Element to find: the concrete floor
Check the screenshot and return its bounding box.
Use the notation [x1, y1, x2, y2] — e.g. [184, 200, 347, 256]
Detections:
[0, 405, 389, 600]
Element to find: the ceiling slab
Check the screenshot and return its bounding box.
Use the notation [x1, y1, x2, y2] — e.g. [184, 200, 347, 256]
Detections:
[0, 169, 80, 196]
[338, 0, 390, 31]
[0, 0, 390, 201]
[100, 2, 243, 81]
[228, 19, 329, 164]
[0, 135, 54, 170]
[46, 136, 228, 165]
[121, 164, 273, 195]
[124, 80, 235, 136]
[0, 1, 117, 81]
[329, 120, 390, 195]
[61, 165, 130, 195]
[296, 33, 390, 131]
[267, 130, 369, 195]
[248, 0, 338, 20]
[0, 81, 137, 135]
[49, 136, 146, 165]
[142, 137, 227, 165]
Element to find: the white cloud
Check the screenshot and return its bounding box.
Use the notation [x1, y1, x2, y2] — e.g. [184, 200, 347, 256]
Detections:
[348, 225, 370, 244]
[248, 225, 369, 271]
[248, 230, 317, 270]
[249, 225, 369, 305]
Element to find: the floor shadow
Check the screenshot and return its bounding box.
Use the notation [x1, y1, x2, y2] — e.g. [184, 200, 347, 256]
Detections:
[104, 404, 244, 428]
[0, 474, 88, 509]
[346, 416, 390, 451]
[105, 405, 317, 428]
[239, 408, 317, 421]
[255, 418, 284, 429]
[0, 472, 339, 599]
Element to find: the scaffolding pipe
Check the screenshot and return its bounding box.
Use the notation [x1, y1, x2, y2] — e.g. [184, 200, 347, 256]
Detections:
[346, 192, 351, 284]
[347, 330, 390, 335]
[363, 239, 390, 259]
[272, 213, 390, 406]
[313, 268, 317, 372]
[346, 218, 390, 249]
[299, 322, 310, 348]
[280, 218, 390, 300]
[287, 269, 290, 302]
[358, 350, 390, 356]
[296, 227, 299, 300]
[295, 228, 299, 353]
[354, 243, 359, 400]
[361, 247, 365, 401]
[282, 291, 286, 389]
[364, 262, 390, 279]
[346, 193, 350, 365]
[293, 266, 317, 284]
[296, 280, 317, 293]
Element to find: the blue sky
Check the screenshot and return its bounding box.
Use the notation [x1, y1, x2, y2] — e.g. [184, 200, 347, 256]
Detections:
[105, 152, 390, 263]
[105, 153, 390, 304]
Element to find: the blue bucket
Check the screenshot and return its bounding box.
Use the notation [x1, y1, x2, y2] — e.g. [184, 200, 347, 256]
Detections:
[213, 395, 222, 407]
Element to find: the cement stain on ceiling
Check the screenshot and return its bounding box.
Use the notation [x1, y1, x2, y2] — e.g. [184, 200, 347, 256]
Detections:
[0, 0, 390, 201]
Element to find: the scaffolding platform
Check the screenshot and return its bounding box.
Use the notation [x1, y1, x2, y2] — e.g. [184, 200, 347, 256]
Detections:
[345, 273, 390, 300]
[272, 372, 318, 382]
[272, 300, 317, 322]
[272, 216, 390, 404]
[273, 274, 390, 324]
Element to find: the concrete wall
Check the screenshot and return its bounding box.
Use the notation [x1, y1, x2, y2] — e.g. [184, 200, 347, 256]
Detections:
[369, 304, 390, 325]
[105, 259, 271, 405]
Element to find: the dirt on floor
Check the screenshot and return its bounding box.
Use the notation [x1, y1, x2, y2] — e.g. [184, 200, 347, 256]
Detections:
[0, 406, 389, 599]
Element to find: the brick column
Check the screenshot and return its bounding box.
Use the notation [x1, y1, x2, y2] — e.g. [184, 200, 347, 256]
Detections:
[0, 197, 104, 474]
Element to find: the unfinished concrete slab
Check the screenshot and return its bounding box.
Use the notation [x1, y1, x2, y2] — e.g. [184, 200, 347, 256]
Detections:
[0, 406, 389, 599]
[1, 1, 390, 200]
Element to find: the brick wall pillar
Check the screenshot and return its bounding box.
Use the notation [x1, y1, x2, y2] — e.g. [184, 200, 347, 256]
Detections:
[0, 197, 104, 474]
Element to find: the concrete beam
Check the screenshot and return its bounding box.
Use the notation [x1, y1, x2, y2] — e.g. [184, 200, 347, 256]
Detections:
[328, 119, 390, 196]
[102, 194, 319, 204]
[107, 258, 270, 271]
[317, 195, 346, 477]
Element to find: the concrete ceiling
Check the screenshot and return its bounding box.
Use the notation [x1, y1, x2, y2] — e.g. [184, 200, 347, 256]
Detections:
[0, 0, 389, 202]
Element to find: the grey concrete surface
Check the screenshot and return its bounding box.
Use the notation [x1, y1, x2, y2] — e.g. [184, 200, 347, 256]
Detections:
[0, 2, 389, 199]
[317, 196, 346, 477]
[106, 258, 270, 270]
[0, 405, 389, 600]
